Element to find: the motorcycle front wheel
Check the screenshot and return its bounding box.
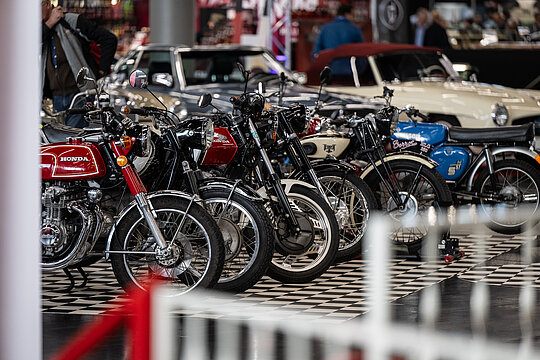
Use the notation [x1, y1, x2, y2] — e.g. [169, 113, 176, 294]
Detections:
[200, 188, 274, 293]
[264, 184, 339, 283]
[363, 159, 452, 248]
[474, 159, 540, 234]
[315, 168, 376, 263]
[110, 195, 225, 295]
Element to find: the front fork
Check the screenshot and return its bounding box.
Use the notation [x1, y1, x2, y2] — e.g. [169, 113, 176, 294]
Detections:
[247, 119, 300, 230]
[111, 142, 169, 249]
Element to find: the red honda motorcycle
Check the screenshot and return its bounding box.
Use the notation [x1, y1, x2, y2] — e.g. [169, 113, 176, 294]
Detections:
[40, 68, 224, 295]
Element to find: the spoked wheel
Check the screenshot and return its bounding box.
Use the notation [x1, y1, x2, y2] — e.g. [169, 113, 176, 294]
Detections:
[200, 189, 274, 293]
[364, 160, 452, 248]
[316, 168, 376, 263]
[265, 184, 339, 283]
[110, 195, 224, 295]
[474, 159, 540, 234]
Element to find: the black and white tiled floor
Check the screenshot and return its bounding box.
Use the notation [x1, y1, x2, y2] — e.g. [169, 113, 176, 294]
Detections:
[42, 231, 537, 321]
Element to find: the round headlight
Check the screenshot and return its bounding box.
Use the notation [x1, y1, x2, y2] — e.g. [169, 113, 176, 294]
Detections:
[203, 120, 214, 150]
[491, 103, 509, 126]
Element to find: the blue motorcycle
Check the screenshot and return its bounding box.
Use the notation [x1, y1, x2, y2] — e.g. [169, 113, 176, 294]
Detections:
[391, 118, 540, 234]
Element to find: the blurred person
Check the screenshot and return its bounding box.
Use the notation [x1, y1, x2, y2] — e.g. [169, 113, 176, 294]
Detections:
[424, 10, 451, 48]
[483, 8, 507, 32]
[312, 4, 364, 74]
[411, 7, 430, 46]
[41, 0, 117, 128]
[530, 8, 540, 34]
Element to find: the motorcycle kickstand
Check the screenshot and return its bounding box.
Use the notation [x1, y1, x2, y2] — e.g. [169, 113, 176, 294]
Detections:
[61, 266, 89, 292]
[61, 268, 76, 293]
[74, 266, 88, 288]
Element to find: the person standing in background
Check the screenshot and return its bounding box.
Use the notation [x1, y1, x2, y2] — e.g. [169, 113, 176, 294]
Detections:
[424, 10, 451, 48]
[411, 7, 430, 46]
[41, 0, 117, 128]
[312, 4, 364, 74]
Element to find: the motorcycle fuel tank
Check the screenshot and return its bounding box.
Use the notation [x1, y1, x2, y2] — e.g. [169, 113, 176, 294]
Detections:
[41, 141, 107, 180]
[393, 120, 448, 147]
[431, 145, 471, 181]
[300, 132, 350, 159]
[201, 127, 238, 165]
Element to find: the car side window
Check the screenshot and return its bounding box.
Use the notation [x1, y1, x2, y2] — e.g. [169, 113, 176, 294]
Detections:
[181, 53, 246, 85]
[137, 51, 175, 88]
[354, 57, 376, 86]
[112, 52, 138, 84]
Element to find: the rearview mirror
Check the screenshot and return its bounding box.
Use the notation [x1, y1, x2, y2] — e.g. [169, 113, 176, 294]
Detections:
[129, 70, 148, 89]
[320, 66, 332, 86]
[198, 93, 213, 108]
[76, 67, 90, 88]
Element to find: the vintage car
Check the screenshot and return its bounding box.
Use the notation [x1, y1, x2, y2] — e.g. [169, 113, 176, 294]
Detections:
[306, 43, 540, 128]
[103, 44, 380, 121]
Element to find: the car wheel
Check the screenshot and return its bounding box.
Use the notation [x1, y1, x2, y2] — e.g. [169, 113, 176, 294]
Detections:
[429, 115, 460, 128]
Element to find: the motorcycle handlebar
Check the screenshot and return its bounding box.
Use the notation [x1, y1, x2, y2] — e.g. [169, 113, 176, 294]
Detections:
[65, 107, 88, 115]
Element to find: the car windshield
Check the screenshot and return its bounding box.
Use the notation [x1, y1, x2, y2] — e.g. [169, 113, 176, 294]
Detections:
[375, 52, 460, 83]
[180, 50, 293, 86]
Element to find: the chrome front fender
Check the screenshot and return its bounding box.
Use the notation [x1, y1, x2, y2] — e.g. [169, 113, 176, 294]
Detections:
[359, 151, 439, 179]
[198, 178, 263, 201]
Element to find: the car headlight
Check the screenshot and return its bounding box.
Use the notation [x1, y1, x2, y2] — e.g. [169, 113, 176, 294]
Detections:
[203, 120, 214, 151]
[491, 103, 509, 126]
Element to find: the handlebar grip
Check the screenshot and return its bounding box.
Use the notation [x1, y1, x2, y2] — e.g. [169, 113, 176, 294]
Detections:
[65, 108, 88, 115]
[121, 106, 148, 116]
[417, 112, 429, 122]
[128, 108, 148, 116]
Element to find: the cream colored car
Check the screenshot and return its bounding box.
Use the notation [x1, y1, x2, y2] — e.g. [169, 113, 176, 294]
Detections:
[307, 43, 540, 129]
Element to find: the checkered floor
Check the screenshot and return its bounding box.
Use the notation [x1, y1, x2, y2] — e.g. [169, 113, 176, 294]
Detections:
[42, 231, 534, 321]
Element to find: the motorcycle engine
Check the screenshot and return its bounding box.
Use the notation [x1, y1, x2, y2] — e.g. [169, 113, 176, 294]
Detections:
[41, 182, 86, 259]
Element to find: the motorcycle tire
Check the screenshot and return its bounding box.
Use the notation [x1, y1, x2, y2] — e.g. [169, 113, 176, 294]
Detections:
[265, 184, 339, 283]
[363, 159, 453, 248]
[110, 195, 225, 295]
[315, 168, 377, 263]
[200, 188, 274, 293]
[474, 159, 540, 234]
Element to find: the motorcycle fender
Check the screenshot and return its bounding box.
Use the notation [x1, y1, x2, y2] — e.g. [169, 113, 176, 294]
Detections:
[465, 147, 540, 191]
[359, 152, 439, 179]
[256, 179, 316, 199]
[198, 178, 263, 201]
[105, 190, 199, 260]
[289, 158, 357, 179]
[309, 158, 357, 173]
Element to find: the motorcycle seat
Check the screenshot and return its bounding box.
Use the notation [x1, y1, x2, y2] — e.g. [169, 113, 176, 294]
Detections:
[448, 123, 534, 143]
[42, 123, 101, 143]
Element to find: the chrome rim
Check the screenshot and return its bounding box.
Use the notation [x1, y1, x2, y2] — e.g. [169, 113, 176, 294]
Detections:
[479, 166, 540, 228]
[271, 192, 331, 272]
[319, 175, 370, 252]
[204, 198, 260, 284]
[122, 208, 211, 294]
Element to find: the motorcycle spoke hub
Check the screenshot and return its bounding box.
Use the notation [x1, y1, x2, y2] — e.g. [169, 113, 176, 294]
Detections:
[327, 196, 350, 227]
[218, 218, 243, 262]
[498, 186, 523, 207]
[386, 192, 419, 221]
[275, 212, 315, 255]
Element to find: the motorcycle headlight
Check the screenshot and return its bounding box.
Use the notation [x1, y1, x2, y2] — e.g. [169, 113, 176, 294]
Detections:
[203, 120, 214, 151]
[176, 118, 213, 150]
[279, 104, 308, 134]
[376, 108, 399, 136]
[491, 103, 509, 126]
